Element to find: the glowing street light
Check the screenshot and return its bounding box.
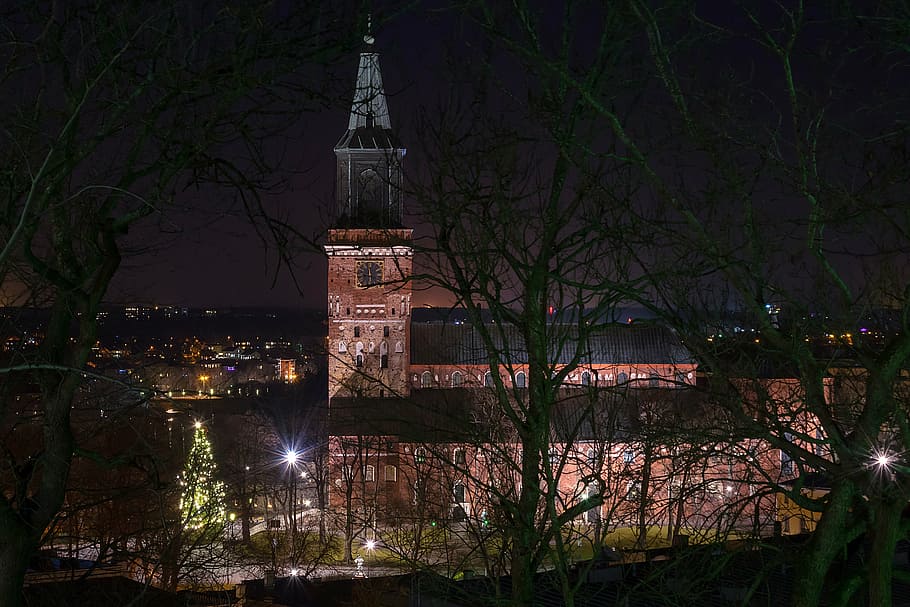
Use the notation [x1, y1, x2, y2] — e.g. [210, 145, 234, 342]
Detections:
[875, 453, 894, 468]
[285, 449, 300, 467]
[867, 446, 910, 482]
[284, 449, 301, 568]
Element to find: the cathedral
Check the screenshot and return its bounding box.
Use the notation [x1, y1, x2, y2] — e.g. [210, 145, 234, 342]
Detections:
[322, 35, 805, 542]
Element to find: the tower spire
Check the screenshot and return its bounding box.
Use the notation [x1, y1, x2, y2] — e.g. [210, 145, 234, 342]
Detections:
[333, 19, 405, 229]
[346, 14, 390, 131]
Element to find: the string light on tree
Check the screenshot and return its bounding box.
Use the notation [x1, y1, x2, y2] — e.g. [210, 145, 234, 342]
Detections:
[180, 420, 226, 530]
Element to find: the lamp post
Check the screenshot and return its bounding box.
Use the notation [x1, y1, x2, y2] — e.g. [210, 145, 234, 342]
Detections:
[284, 449, 300, 566]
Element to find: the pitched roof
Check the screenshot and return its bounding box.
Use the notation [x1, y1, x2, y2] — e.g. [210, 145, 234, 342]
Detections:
[410, 323, 694, 366]
[329, 387, 701, 443]
[328, 390, 476, 441]
[335, 39, 401, 151]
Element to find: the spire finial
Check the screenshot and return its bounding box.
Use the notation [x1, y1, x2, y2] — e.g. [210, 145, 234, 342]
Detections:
[364, 14, 374, 46]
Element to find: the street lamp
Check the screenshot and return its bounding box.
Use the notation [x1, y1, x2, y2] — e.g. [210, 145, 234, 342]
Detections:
[284, 449, 300, 566]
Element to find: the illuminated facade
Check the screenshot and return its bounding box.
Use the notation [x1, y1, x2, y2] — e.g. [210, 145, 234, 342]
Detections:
[322, 37, 812, 541]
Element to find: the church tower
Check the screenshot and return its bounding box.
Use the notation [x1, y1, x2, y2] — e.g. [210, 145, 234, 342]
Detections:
[325, 29, 412, 399]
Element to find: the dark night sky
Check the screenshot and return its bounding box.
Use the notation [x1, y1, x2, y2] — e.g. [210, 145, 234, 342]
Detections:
[63, 4, 908, 313]
[106, 8, 452, 311]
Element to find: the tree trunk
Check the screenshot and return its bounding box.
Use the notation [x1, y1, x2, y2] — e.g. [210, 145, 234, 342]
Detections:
[343, 504, 354, 563]
[791, 481, 858, 607]
[511, 436, 543, 607]
[867, 496, 901, 607]
[0, 523, 31, 607]
[636, 448, 653, 550]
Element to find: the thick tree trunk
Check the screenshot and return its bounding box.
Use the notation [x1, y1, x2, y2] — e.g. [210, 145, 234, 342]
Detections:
[511, 435, 543, 607]
[791, 481, 858, 607]
[867, 497, 901, 607]
[0, 522, 31, 607]
[0, 295, 100, 607]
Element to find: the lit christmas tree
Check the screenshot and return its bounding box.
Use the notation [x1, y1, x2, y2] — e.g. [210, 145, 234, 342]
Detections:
[179, 421, 226, 530]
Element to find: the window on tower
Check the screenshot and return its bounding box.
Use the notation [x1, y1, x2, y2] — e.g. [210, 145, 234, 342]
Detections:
[354, 326, 360, 338]
[380, 342, 388, 369]
[421, 371, 432, 388]
[383, 326, 390, 337]
[358, 168, 383, 224]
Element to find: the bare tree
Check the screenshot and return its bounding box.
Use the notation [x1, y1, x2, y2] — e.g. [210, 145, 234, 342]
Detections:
[0, 3, 362, 604]
[400, 2, 910, 606]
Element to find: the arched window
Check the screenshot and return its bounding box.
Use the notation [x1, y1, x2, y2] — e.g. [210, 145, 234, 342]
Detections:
[586, 448, 597, 469]
[379, 342, 389, 369]
[649, 372, 659, 388]
[421, 371, 433, 388]
[395, 341, 403, 353]
[415, 447, 427, 464]
[617, 372, 628, 386]
[484, 371, 494, 388]
[515, 371, 526, 388]
[581, 371, 591, 386]
[358, 168, 383, 221]
[364, 465, 375, 482]
[338, 341, 347, 353]
[453, 482, 466, 504]
[383, 326, 390, 337]
[355, 342, 364, 368]
[451, 371, 463, 387]
[384, 465, 397, 482]
[454, 448, 466, 466]
[368, 341, 375, 353]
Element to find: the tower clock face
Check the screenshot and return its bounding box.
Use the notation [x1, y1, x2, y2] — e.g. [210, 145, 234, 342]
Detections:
[356, 260, 383, 287]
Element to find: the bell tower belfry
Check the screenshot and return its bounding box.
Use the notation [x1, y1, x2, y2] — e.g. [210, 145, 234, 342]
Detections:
[325, 29, 412, 400]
